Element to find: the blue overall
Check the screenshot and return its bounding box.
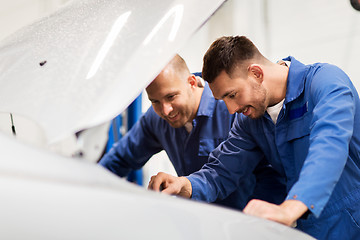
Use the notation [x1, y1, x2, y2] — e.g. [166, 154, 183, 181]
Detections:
[99, 83, 286, 210]
[188, 57, 360, 239]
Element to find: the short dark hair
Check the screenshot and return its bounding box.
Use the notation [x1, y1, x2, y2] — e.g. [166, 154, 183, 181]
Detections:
[202, 36, 262, 83]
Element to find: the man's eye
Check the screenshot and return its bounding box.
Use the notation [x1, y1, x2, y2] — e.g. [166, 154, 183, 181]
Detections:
[151, 100, 159, 104]
[168, 95, 175, 100]
[229, 93, 237, 99]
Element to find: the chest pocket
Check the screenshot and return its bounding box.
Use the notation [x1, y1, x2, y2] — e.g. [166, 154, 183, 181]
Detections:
[286, 113, 312, 141]
[198, 138, 226, 157]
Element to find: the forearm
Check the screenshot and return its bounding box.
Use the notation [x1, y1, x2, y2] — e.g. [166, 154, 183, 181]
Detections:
[188, 144, 261, 203]
[98, 150, 131, 177]
[99, 119, 162, 177]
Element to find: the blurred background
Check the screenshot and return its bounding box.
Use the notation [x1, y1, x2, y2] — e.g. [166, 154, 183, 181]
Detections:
[1, 0, 359, 185]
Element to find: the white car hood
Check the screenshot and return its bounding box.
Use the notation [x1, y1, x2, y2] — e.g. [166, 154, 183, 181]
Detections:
[0, 132, 313, 239]
[0, 0, 224, 143]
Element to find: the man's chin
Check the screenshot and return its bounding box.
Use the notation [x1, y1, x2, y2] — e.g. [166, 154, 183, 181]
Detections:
[167, 120, 184, 128]
[169, 123, 183, 128]
[250, 109, 266, 119]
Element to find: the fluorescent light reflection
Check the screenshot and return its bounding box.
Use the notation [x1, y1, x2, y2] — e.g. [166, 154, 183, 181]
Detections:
[87, 11, 132, 79]
[143, 4, 184, 45]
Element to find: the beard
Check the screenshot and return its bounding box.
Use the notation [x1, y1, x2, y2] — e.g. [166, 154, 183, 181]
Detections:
[248, 82, 268, 119]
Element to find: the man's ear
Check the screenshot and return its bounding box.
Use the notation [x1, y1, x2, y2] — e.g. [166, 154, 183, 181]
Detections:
[248, 64, 263, 83]
[187, 75, 197, 88]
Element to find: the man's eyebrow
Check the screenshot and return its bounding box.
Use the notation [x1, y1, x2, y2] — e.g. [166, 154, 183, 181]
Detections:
[220, 91, 232, 99]
[148, 97, 158, 102]
[165, 92, 176, 97]
[148, 91, 179, 102]
[165, 90, 180, 97]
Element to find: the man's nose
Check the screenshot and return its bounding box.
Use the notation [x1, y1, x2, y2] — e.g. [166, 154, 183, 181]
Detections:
[161, 102, 173, 116]
[225, 101, 238, 115]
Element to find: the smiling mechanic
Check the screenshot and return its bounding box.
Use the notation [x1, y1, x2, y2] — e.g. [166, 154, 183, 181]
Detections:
[148, 36, 360, 239]
[99, 54, 286, 210]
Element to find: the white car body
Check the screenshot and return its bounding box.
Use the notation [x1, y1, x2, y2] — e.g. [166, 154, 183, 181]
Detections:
[0, 0, 314, 239]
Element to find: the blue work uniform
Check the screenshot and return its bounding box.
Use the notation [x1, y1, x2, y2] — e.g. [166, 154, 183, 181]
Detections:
[99, 83, 286, 210]
[187, 57, 360, 239]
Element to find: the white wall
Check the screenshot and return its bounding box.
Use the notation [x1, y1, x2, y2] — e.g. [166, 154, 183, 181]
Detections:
[180, 0, 360, 90]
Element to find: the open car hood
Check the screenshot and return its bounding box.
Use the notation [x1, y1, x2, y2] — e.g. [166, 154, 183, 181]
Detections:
[0, 0, 224, 143]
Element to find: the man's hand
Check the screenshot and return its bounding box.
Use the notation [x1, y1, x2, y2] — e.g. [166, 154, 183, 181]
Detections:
[243, 199, 308, 226]
[147, 172, 192, 198]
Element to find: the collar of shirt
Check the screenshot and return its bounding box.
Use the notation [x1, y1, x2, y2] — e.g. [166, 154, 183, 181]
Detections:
[282, 56, 309, 105]
[265, 60, 290, 123]
[181, 81, 214, 134]
[196, 81, 216, 118]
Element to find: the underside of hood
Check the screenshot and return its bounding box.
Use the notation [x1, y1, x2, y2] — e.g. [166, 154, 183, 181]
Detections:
[0, 0, 226, 143]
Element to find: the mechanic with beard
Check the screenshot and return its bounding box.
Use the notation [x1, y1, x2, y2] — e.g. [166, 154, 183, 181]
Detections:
[148, 36, 360, 239]
[99, 54, 286, 210]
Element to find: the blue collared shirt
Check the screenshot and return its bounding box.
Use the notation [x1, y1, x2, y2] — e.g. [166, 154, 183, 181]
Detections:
[100, 83, 286, 209]
[188, 57, 360, 237]
[99, 83, 235, 176]
[100, 83, 248, 209]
